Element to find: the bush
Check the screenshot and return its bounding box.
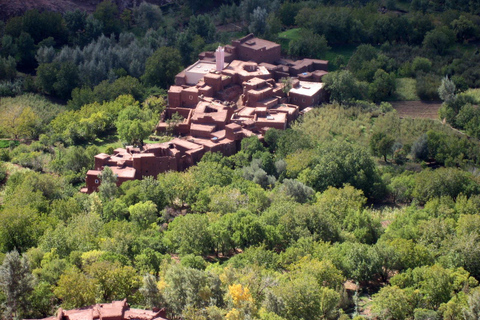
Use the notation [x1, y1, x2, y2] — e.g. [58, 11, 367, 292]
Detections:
[416, 73, 440, 100]
[411, 57, 432, 74]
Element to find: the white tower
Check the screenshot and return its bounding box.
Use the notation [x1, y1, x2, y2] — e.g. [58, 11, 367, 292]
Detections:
[215, 46, 225, 72]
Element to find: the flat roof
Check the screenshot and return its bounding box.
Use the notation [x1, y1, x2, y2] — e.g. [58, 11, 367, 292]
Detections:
[289, 81, 324, 97]
[257, 113, 287, 123]
[240, 37, 279, 51]
[95, 153, 110, 159]
[170, 138, 203, 150]
[168, 85, 183, 93]
[190, 123, 216, 132]
[185, 61, 216, 76]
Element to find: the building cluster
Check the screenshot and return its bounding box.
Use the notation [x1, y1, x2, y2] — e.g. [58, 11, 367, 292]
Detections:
[29, 300, 168, 320]
[83, 34, 328, 193]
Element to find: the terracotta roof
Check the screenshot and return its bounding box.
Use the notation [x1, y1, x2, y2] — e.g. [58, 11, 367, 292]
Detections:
[26, 300, 169, 320]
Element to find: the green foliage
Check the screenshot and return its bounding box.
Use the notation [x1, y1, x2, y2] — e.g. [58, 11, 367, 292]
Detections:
[323, 70, 366, 103]
[416, 72, 441, 100]
[116, 105, 156, 146]
[370, 131, 395, 162]
[412, 167, 480, 204]
[163, 264, 223, 316]
[4, 2, 480, 317]
[36, 62, 79, 99]
[163, 214, 213, 255]
[297, 142, 385, 200]
[371, 286, 417, 320]
[93, 0, 123, 36]
[288, 29, 329, 59]
[0, 56, 16, 81]
[368, 69, 396, 102]
[412, 57, 432, 75]
[389, 264, 478, 309]
[129, 201, 157, 229]
[0, 250, 34, 319]
[423, 26, 455, 55]
[142, 47, 183, 88]
[54, 267, 97, 309]
[0, 93, 63, 140]
[68, 76, 146, 110]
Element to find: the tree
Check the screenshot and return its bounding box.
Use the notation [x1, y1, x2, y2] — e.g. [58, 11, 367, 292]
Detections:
[142, 47, 183, 88]
[64, 9, 88, 45]
[411, 57, 432, 74]
[0, 105, 38, 140]
[411, 134, 429, 161]
[98, 167, 118, 201]
[271, 275, 339, 320]
[464, 289, 480, 320]
[370, 131, 395, 162]
[116, 105, 155, 146]
[438, 76, 456, 104]
[368, 69, 396, 102]
[0, 56, 16, 81]
[423, 27, 455, 55]
[249, 7, 268, 35]
[36, 62, 79, 99]
[278, 179, 315, 204]
[451, 15, 478, 42]
[163, 214, 213, 255]
[54, 267, 97, 309]
[140, 274, 163, 309]
[84, 260, 141, 302]
[298, 142, 385, 200]
[288, 30, 329, 59]
[0, 250, 34, 319]
[134, 2, 163, 31]
[188, 14, 216, 43]
[93, 0, 122, 36]
[323, 70, 365, 103]
[128, 201, 158, 229]
[53, 62, 80, 99]
[163, 264, 223, 316]
[371, 286, 416, 320]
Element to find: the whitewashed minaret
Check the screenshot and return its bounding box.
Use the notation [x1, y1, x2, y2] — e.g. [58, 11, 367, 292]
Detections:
[215, 46, 225, 72]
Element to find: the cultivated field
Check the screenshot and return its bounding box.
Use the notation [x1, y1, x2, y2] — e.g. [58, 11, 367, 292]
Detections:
[391, 100, 442, 120]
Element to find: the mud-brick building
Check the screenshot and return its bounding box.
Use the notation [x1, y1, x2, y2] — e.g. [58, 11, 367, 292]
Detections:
[27, 299, 169, 320]
[83, 34, 329, 193]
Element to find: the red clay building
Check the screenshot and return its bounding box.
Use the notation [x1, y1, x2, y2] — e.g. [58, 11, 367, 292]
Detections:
[27, 299, 169, 320]
[83, 34, 329, 193]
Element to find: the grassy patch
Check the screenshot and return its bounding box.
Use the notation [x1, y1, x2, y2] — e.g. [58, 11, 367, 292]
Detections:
[325, 44, 358, 71]
[278, 28, 302, 51]
[279, 28, 303, 41]
[0, 140, 19, 149]
[392, 78, 419, 101]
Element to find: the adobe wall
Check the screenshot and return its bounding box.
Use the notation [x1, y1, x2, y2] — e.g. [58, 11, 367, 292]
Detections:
[237, 45, 281, 64]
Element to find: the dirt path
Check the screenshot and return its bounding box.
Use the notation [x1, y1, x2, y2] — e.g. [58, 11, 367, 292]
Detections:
[390, 100, 442, 120]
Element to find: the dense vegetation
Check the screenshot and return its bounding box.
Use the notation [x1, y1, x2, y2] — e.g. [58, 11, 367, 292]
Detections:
[1, 0, 480, 319]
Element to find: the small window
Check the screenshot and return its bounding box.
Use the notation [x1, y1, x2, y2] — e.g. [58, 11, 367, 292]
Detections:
[294, 97, 297, 102]
[189, 95, 193, 100]
[302, 99, 306, 103]
[95, 179, 99, 184]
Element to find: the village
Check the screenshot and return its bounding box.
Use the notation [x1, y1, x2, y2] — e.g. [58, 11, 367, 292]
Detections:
[83, 34, 328, 193]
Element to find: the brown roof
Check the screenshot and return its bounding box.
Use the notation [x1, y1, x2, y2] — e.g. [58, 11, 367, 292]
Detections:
[110, 166, 136, 179]
[27, 300, 169, 320]
[239, 37, 279, 51]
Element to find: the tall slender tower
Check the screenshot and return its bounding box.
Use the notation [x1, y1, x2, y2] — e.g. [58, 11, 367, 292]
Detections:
[215, 46, 225, 72]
